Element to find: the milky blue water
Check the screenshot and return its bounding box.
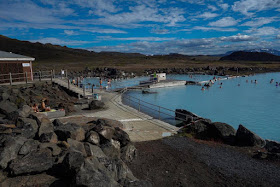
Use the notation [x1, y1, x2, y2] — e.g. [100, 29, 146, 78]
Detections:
[85, 73, 280, 141]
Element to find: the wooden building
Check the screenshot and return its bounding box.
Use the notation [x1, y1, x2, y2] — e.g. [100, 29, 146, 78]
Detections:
[0, 50, 35, 83]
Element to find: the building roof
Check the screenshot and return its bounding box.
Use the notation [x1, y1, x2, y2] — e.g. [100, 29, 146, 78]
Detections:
[0, 50, 35, 61]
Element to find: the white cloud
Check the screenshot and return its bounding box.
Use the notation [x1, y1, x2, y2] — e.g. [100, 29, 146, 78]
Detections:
[196, 12, 219, 19]
[218, 3, 229, 11]
[208, 5, 218, 11]
[220, 34, 257, 42]
[245, 27, 280, 36]
[64, 30, 75, 35]
[192, 26, 237, 32]
[241, 17, 276, 27]
[177, 0, 205, 5]
[209, 17, 238, 27]
[97, 36, 175, 41]
[95, 5, 186, 27]
[0, 1, 60, 24]
[84, 28, 127, 34]
[232, 0, 280, 16]
[72, 0, 119, 16]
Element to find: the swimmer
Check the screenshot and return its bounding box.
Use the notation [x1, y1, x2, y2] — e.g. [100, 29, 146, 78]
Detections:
[276, 82, 279, 86]
[201, 87, 205, 91]
[254, 80, 257, 84]
[270, 79, 274, 84]
[219, 86, 222, 88]
[99, 78, 103, 86]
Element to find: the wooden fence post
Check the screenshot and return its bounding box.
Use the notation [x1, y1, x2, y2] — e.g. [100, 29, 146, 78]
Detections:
[39, 71, 41, 81]
[25, 72, 28, 84]
[83, 85, 86, 97]
[9, 73, 12, 85]
[51, 70, 53, 82]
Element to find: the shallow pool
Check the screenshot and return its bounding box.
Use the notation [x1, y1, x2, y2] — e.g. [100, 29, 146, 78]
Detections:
[86, 73, 280, 141]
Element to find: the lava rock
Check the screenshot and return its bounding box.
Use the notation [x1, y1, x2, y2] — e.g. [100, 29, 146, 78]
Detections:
[39, 132, 58, 143]
[94, 124, 115, 141]
[101, 141, 120, 159]
[88, 100, 105, 110]
[0, 173, 57, 187]
[9, 148, 54, 176]
[236, 124, 265, 147]
[0, 136, 27, 169]
[38, 118, 53, 137]
[265, 140, 280, 153]
[209, 122, 236, 145]
[15, 118, 38, 139]
[85, 131, 100, 145]
[98, 157, 136, 182]
[175, 109, 199, 123]
[53, 119, 64, 127]
[121, 143, 137, 163]
[67, 138, 87, 156]
[181, 119, 211, 139]
[62, 150, 85, 176]
[75, 157, 119, 187]
[84, 143, 107, 158]
[0, 100, 18, 115]
[18, 139, 40, 156]
[40, 143, 62, 156]
[113, 127, 130, 147]
[55, 123, 85, 141]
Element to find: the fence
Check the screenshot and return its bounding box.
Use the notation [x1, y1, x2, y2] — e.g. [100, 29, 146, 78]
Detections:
[121, 89, 197, 126]
[0, 70, 69, 85]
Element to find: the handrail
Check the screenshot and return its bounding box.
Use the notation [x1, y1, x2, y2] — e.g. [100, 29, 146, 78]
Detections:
[120, 87, 198, 125]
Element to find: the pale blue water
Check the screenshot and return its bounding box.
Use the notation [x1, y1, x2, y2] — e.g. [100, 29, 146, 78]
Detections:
[85, 73, 280, 141]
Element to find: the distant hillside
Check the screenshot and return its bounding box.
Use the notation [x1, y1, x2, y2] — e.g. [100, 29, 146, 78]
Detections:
[220, 51, 280, 61]
[0, 35, 145, 62]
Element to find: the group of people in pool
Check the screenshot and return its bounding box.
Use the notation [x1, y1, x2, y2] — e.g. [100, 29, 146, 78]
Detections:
[270, 79, 279, 87]
[201, 76, 261, 91]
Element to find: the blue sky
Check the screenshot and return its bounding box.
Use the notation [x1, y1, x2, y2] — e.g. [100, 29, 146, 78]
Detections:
[0, 0, 280, 55]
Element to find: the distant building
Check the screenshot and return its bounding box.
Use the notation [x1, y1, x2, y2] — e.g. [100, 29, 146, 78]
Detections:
[150, 73, 166, 82]
[0, 50, 35, 82]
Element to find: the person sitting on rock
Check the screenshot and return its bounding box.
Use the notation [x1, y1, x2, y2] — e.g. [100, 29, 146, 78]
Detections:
[41, 98, 51, 112]
[32, 103, 39, 113]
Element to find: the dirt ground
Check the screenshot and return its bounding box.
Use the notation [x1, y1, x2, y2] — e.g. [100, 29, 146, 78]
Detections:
[126, 136, 280, 187]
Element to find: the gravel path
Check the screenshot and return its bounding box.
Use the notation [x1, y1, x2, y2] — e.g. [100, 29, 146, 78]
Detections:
[127, 136, 280, 187]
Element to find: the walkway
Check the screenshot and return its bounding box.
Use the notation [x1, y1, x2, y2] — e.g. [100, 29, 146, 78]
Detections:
[53, 79, 178, 142]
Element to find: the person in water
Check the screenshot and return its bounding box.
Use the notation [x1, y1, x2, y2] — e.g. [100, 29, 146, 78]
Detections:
[201, 87, 205, 91]
[270, 79, 274, 83]
[99, 78, 103, 86]
[254, 80, 257, 84]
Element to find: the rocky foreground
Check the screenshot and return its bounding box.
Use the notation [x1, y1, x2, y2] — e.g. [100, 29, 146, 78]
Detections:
[0, 112, 151, 186]
[0, 83, 151, 186]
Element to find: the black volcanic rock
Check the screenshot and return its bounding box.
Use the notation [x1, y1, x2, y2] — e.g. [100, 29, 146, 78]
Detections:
[220, 51, 280, 61]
